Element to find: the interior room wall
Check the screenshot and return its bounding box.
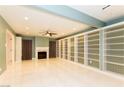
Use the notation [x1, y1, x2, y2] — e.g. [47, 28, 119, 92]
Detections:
[0, 16, 15, 74]
[20, 36, 55, 59]
[35, 37, 49, 47]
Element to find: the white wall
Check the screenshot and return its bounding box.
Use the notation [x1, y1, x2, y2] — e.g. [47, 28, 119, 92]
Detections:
[16, 37, 22, 62]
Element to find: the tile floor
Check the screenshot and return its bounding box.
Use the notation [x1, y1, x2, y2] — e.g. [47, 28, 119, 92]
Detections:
[0, 58, 124, 87]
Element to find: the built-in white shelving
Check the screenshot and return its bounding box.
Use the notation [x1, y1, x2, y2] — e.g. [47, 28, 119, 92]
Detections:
[57, 22, 124, 75]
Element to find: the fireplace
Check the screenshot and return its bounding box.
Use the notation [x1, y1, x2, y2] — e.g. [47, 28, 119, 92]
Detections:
[35, 47, 49, 60]
[38, 52, 47, 59]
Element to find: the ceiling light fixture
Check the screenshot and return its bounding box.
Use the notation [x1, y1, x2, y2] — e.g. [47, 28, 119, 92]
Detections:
[24, 16, 29, 20]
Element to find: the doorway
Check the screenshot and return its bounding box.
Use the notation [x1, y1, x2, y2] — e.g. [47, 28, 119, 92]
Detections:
[49, 41, 56, 58]
[6, 30, 15, 65]
[22, 40, 32, 60]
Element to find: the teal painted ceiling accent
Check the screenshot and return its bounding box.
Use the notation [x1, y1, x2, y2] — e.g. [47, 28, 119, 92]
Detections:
[106, 16, 124, 25]
[30, 5, 105, 28]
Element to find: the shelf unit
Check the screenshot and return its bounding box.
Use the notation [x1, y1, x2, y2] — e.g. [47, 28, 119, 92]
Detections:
[56, 40, 59, 57]
[104, 27, 124, 74]
[77, 35, 84, 64]
[70, 37, 75, 61]
[87, 31, 100, 68]
[57, 22, 124, 76]
[60, 40, 63, 58]
[64, 39, 68, 60]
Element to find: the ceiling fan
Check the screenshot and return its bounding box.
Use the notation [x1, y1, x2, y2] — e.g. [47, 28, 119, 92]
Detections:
[39, 29, 57, 37]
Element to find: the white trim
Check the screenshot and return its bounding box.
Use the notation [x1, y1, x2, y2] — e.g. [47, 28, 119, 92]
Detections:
[105, 35, 124, 40]
[84, 21, 124, 35]
[105, 49, 124, 51]
[65, 39, 68, 59]
[84, 29, 101, 35]
[105, 54, 124, 58]
[84, 34, 88, 65]
[58, 22, 124, 40]
[102, 21, 124, 30]
[6, 29, 15, 64]
[63, 39, 65, 59]
[15, 37, 22, 63]
[103, 29, 107, 71]
[88, 53, 99, 56]
[99, 30, 106, 70]
[106, 43, 124, 45]
[56, 40, 59, 57]
[68, 38, 70, 60]
[74, 36, 78, 62]
[59, 40, 61, 58]
[58, 21, 124, 76]
[105, 28, 124, 34]
[106, 61, 124, 66]
[35, 47, 49, 60]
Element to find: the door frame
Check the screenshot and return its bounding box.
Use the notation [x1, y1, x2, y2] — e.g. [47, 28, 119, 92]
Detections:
[6, 29, 15, 64]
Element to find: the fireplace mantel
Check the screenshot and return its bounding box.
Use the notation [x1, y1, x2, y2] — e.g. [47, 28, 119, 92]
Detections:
[35, 47, 49, 60]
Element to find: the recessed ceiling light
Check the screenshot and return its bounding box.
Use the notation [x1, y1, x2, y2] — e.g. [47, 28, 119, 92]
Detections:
[24, 17, 29, 20]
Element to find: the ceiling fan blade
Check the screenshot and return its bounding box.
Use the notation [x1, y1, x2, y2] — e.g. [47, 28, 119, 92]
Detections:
[49, 33, 52, 37]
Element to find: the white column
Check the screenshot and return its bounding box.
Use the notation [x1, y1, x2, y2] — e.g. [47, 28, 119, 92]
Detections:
[74, 36, 78, 62]
[47, 49, 49, 60]
[99, 30, 106, 70]
[68, 38, 70, 60]
[16, 37, 22, 62]
[63, 39, 65, 59]
[59, 40, 61, 58]
[84, 34, 88, 65]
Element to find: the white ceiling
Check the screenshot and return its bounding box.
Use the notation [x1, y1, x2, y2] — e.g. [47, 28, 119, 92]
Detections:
[69, 5, 124, 22]
[0, 6, 90, 38]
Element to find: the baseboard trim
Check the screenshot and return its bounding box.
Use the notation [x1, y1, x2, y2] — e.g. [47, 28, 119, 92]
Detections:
[61, 58, 124, 81]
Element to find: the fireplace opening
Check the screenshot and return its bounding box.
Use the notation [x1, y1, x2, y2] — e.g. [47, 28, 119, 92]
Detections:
[38, 52, 47, 59]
